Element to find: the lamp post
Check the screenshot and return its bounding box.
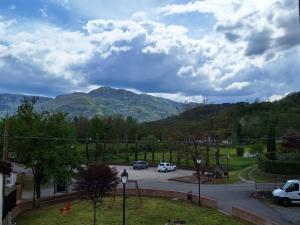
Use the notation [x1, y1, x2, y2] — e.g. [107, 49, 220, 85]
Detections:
[226, 147, 230, 178]
[121, 169, 128, 225]
[195, 154, 201, 207]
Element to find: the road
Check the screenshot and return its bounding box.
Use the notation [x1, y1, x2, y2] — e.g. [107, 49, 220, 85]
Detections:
[16, 164, 298, 225]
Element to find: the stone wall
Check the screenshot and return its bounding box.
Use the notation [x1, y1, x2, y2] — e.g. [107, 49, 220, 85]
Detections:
[232, 207, 280, 225]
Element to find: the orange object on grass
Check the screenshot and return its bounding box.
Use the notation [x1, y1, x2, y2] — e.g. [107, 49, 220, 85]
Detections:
[60, 202, 72, 214]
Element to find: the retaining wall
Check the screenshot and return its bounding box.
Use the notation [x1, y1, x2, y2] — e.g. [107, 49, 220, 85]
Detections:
[232, 207, 280, 225]
[115, 188, 217, 209]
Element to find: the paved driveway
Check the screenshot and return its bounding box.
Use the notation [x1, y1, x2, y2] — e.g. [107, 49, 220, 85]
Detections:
[112, 165, 194, 182]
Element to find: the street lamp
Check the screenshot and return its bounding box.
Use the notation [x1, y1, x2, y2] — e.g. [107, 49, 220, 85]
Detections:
[195, 154, 201, 207]
[121, 169, 128, 225]
[226, 147, 230, 178]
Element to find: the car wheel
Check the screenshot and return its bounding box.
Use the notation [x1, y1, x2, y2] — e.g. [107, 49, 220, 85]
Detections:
[273, 196, 280, 204]
[281, 198, 291, 207]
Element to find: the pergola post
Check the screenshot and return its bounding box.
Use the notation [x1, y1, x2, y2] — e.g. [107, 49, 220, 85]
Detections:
[134, 142, 138, 161]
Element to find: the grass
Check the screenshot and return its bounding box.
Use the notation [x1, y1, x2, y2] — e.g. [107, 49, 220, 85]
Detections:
[16, 197, 250, 225]
[238, 165, 296, 183]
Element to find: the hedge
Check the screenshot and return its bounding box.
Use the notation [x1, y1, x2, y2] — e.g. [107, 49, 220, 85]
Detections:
[258, 152, 300, 175]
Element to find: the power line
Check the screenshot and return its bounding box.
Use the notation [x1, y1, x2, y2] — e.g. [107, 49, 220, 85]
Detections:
[0, 134, 299, 145]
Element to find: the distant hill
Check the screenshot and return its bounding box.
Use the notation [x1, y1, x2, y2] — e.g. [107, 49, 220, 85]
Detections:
[0, 93, 51, 115]
[0, 87, 185, 122]
[146, 92, 300, 140]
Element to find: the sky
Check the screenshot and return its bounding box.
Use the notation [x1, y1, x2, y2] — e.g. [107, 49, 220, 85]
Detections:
[0, 0, 299, 103]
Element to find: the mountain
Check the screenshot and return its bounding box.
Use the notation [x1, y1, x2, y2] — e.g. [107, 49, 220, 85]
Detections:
[146, 92, 300, 140]
[0, 93, 51, 116]
[0, 87, 184, 122]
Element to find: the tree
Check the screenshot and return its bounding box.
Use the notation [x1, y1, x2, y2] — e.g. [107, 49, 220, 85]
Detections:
[249, 143, 264, 155]
[267, 123, 276, 152]
[125, 116, 139, 140]
[74, 165, 119, 225]
[235, 121, 243, 144]
[10, 97, 81, 207]
[73, 114, 89, 142]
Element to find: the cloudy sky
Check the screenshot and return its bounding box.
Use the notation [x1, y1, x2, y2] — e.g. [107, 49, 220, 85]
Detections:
[0, 0, 299, 103]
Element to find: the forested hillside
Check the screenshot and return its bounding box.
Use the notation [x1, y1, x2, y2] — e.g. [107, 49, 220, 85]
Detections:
[146, 92, 300, 141]
[0, 87, 184, 122]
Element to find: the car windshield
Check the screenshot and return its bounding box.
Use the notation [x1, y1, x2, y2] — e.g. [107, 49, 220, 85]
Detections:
[159, 163, 165, 166]
[281, 181, 292, 190]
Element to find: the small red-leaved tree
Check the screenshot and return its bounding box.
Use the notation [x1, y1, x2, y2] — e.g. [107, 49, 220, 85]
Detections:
[74, 165, 119, 225]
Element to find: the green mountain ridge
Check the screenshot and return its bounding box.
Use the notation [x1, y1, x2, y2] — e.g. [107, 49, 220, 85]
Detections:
[0, 87, 184, 122]
[146, 92, 300, 140]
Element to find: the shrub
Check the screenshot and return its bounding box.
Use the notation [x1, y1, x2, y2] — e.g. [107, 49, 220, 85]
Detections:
[236, 147, 244, 157]
[249, 143, 264, 154]
[258, 152, 300, 175]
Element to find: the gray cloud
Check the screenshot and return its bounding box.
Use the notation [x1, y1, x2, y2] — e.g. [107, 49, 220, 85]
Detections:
[0, 55, 77, 96]
[245, 29, 272, 56]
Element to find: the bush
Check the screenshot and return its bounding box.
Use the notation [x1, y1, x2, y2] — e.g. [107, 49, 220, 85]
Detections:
[236, 147, 244, 157]
[258, 152, 300, 175]
[249, 143, 264, 154]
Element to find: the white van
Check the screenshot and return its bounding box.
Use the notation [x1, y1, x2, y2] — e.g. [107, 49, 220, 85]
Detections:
[272, 180, 300, 206]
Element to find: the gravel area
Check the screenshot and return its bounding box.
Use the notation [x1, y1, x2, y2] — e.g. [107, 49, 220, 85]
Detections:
[112, 165, 194, 182]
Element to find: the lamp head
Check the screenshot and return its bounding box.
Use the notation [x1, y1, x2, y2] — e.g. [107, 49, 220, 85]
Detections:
[121, 169, 128, 184]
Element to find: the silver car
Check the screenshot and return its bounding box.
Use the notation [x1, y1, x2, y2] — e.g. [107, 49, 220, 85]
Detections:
[132, 160, 149, 170]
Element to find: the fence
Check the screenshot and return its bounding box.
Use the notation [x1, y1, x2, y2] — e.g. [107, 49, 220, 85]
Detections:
[3, 189, 16, 218]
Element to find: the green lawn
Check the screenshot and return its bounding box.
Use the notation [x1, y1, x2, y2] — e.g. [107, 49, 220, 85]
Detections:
[16, 197, 250, 225]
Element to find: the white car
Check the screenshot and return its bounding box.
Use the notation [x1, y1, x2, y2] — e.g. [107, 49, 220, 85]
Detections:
[272, 180, 300, 206]
[157, 162, 176, 172]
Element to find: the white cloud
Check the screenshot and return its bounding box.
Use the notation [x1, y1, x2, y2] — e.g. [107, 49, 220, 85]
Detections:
[39, 8, 48, 17]
[159, 0, 274, 21]
[149, 92, 204, 103]
[1, 0, 300, 103]
[268, 93, 288, 102]
[9, 5, 16, 10]
[225, 82, 250, 91]
[177, 66, 196, 77]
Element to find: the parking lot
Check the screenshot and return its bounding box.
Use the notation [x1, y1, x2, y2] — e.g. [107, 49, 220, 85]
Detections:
[112, 165, 194, 182]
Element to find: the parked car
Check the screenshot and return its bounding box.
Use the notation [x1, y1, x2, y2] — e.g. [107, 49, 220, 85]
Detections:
[272, 180, 300, 206]
[157, 162, 176, 172]
[132, 160, 149, 170]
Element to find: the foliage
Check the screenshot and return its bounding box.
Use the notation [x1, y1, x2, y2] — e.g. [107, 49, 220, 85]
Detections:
[74, 165, 119, 225]
[9, 97, 81, 207]
[146, 92, 300, 141]
[249, 143, 264, 154]
[282, 136, 300, 149]
[266, 122, 276, 152]
[258, 152, 300, 175]
[0, 117, 5, 153]
[236, 147, 244, 157]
